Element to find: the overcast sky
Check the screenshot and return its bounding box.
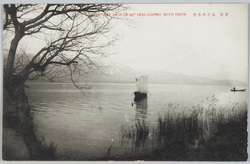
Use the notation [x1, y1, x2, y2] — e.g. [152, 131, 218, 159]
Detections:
[110, 4, 248, 83]
[3, 4, 248, 83]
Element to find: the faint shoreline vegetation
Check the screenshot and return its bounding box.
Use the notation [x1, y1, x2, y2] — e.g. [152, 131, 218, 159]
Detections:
[119, 95, 247, 161]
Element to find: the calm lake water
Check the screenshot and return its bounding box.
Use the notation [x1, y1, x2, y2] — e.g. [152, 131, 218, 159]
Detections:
[25, 83, 247, 160]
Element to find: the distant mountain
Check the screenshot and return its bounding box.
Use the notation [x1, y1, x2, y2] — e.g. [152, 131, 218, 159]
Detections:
[28, 63, 247, 86]
[87, 63, 136, 83]
[146, 70, 246, 86]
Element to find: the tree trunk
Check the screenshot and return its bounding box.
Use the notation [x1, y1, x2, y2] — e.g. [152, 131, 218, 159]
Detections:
[5, 33, 23, 82]
[4, 12, 56, 159]
[5, 78, 56, 160]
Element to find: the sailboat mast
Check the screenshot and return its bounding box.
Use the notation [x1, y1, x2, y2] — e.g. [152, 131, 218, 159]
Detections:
[136, 75, 148, 93]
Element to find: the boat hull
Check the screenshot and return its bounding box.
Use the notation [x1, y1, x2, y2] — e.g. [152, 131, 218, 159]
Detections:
[134, 91, 147, 102]
[231, 89, 246, 92]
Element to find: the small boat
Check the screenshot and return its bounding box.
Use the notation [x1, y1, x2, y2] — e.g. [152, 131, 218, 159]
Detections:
[231, 89, 246, 92]
[134, 75, 148, 102]
[231, 87, 246, 92]
[134, 91, 147, 101]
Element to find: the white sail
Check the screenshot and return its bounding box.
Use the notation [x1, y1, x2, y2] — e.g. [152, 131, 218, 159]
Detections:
[136, 75, 148, 93]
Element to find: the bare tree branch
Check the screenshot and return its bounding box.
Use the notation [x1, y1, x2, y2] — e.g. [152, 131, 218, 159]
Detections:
[3, 4, 128, 90]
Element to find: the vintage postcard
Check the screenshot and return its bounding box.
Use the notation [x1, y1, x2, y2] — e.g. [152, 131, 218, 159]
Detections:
[2, 3, 248, 161]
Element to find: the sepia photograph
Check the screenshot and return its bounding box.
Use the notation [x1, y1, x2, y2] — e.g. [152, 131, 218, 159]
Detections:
[2, 3, 248, 161]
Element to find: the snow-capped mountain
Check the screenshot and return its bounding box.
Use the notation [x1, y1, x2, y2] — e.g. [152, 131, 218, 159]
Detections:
[30, 63, 246, 86]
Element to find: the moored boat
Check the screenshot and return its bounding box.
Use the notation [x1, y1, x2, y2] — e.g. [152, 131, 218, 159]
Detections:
[134, 91, 147, 101]
[134, 75, 148, 101]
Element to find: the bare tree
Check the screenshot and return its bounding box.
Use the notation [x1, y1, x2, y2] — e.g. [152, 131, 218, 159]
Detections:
[3, 4, 126, 160]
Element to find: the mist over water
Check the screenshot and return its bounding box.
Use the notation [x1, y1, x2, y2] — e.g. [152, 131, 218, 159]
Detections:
[26, 83, 247, 159]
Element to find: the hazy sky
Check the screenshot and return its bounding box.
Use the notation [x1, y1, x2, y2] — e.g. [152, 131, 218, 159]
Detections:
[3, 4, 248, 83]
[111, 4, 248, 82]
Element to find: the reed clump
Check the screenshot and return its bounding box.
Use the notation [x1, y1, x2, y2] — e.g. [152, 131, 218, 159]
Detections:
[120, 96, 247, 161]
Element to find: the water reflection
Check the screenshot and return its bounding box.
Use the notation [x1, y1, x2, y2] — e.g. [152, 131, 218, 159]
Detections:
[120, 98, 150, 153]
[135, 98, 148, 120]
[134, 98, 149, 148]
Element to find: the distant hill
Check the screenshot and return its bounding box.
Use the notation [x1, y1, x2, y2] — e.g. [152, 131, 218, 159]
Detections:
[28, 63, 247, 86]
